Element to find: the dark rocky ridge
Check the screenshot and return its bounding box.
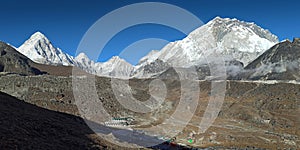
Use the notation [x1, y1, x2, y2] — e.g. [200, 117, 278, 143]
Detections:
[246, 38, 300, 69]
[243, 38, 300, 80]
[0, 41, 43, 75]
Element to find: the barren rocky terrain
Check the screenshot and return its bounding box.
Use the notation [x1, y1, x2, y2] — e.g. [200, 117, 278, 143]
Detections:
[0, 74, 299, 149]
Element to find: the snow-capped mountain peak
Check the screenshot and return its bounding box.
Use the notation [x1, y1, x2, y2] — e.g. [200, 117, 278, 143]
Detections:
[18, 31, 75, 66]
[96, 56, 134, 78]
[133, 16, 279, 77]
[105, 56, 125, 64]
[205, 16, 278, 45]
[74, 52, 95, 71]
[75, 52, 90, 61]
[29, 31, 48, 42]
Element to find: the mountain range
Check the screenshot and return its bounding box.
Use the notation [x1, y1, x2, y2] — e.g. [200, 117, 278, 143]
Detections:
[7, 17, 299, 80]
[17, 32, 134, 78]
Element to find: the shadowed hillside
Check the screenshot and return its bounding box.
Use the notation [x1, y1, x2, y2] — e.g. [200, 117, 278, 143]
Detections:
[0, 92, 114, 150]
[0, 42, 42, 75]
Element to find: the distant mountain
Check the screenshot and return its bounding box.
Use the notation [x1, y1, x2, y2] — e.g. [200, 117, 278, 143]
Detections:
[18, 32, 76, 66]
[243, 38, 300, 80]
[74, 52, 97, 74]
[132, 17, 278, 78]
[73, 53, 134, 78]
[132, 59, 170, 78]
[95, 56, 134, 78]
[0, 41, 43, 75]
[17, 32, 134, 78]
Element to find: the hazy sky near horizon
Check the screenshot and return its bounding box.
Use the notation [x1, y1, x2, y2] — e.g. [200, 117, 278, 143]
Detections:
[0, 0, 299, 64]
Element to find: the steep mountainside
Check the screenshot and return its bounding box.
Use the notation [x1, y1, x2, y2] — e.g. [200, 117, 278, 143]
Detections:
[0, 41, 42, 75]
[244, 38, 300, 80]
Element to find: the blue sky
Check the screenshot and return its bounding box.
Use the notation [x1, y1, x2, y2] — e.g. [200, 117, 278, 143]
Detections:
[0, 0, 299, 64]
